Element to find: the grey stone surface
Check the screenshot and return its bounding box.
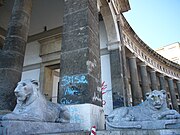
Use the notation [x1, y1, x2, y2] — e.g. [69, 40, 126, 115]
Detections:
[177, 81, 180, 102]
[110, 50, 125, 108]
[2, 79, 70, 123]
[106, 90, 180, 129]
[97, 129, 180, 135]
[59, 0, 101, 105]
[139, 64, 150, 100]
[150, 70, 158, 90]
[168, 78, 179, 111]
[128, 56, 142, 105]
[0, 120, 81, 135]
[0, 68, 21, 110]
[159, 75, 166, 90]
[0, 0, 32, 110]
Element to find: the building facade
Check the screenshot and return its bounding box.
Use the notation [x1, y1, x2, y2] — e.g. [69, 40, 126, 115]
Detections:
[0, 0, 180, 130]
[156, 42, 180, 64]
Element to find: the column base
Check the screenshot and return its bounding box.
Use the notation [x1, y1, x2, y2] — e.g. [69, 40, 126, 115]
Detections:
[67, 103, 105, 131]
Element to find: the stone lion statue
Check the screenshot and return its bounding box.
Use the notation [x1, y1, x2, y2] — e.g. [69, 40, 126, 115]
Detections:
[106, 90, 180, 128]
[2, 79, 70, 123]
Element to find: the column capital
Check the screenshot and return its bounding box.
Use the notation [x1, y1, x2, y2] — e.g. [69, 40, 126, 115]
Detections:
[159, 74, 165, 77]
[128, 55, 136, 59]
[150, 70, 156, 73]
[139, 62, 147, 66]
[107, 41, 121, 51]
[168, 78, 173, 81]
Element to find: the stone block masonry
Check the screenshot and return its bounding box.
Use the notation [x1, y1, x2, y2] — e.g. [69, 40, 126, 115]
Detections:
[58, 0, 101, 106]
[0, 0, 32, 110]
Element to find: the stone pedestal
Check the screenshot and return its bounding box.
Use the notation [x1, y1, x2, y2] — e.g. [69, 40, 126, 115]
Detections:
[98, 129, 180, 135]
[106, 120, 180, 130]
[67, 103, 105, 131]
[105, 120, 180, 135]
[0, 121, 81, 135]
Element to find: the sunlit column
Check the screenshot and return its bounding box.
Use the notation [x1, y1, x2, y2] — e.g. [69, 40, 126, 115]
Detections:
[128, 56, 142, 105]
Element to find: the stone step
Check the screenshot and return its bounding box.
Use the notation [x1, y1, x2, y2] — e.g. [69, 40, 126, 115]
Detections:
[31, 129, 180, 135]
[39, 131, 90, 135]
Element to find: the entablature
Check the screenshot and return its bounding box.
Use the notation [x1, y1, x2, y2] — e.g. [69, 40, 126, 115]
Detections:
[110, 0, 130, 14]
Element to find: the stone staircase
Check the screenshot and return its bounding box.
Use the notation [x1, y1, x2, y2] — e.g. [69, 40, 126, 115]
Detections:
[48, 129, 180, 135]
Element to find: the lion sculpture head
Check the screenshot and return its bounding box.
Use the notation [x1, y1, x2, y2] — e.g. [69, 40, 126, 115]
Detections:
[14, 79, 40, 105]
[145, 90, 167, 110]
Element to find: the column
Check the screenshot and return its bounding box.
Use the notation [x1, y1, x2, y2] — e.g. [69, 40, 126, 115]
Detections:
[110, 49, 124, 108]
[177, 81, 180, 100]
[128, 56, 142, 105]
[159, 75, 170, 107]
[118, 20, 130, 106]
[0, 0, 32, 110]
[159, 75, 166, 90]
[168, 78, 178, 111]
[139, 63, 150, 100]
[58, 0, 101, 106]
[150, 70, 158, 90]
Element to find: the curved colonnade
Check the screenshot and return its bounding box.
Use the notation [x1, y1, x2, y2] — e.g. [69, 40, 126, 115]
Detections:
[120, 10, 180, 111]
[99, 0, 180, 113]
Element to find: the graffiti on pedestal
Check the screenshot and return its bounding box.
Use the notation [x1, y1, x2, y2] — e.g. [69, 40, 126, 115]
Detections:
[68, 107, 84, 123]
[60, 75, 88, 104]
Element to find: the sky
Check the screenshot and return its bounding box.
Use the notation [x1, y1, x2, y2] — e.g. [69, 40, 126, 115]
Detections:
[123, 0, 180, 49]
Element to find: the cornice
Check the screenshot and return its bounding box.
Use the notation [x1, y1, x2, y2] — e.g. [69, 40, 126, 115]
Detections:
[119, 0, 131, 12]
[110, 0, 130, 14]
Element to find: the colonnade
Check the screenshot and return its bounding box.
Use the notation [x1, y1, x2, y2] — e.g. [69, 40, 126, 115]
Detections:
[123, 55, 180, 112]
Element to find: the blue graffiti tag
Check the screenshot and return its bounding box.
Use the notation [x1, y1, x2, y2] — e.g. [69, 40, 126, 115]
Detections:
[64, 85, 83, 96]
[61, 75, 88, 86]
[60, 98, 80, 104]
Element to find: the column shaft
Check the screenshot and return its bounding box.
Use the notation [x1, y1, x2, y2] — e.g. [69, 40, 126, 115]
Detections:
[150, 70, 158, 90]
[128, 56, 142, 105]
[168, 78, 178, 111]
[159, 75, 166, 90]
[0, 0, 32, 110]
[139, 64, 150, 100]
[58, 0, 101, 106]
[118, 21, 130, 106]
[159, 75, 170, 108]
[177, 81, 180, 101]
[110, 49, 124, 108]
